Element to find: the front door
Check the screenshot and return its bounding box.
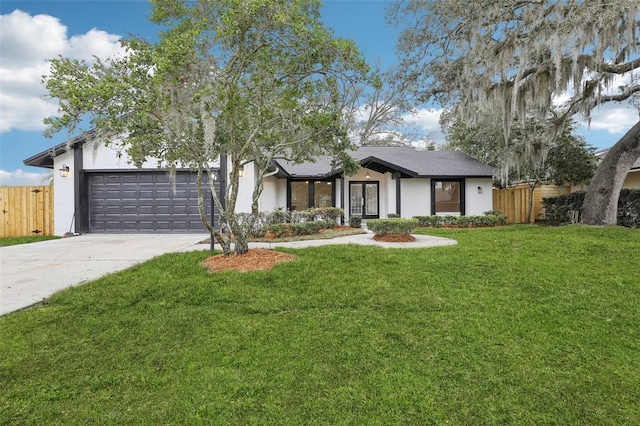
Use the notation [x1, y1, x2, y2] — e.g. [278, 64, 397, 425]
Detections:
[350, 182, 379, 219]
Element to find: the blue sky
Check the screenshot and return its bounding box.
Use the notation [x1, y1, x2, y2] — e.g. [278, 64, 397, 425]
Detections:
[1, 0, 637, 185]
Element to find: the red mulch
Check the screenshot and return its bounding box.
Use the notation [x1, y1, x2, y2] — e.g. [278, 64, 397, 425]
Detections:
[373, 233, 415, 242]
[202, 249, 296, 273]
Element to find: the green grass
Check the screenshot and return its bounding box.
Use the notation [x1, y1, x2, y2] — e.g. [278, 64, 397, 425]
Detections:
[1, 225, 639, 424]
[0, 235, 60, 247]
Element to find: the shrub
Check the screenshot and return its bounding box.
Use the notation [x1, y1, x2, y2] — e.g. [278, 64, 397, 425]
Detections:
[349, 215, 362, 228]
[234, 212, 268, 238]
[387, 213, 400, 218]
[269, 223, 290, 238]
[290, 210, 313, 223]
[267, 208, 290, 225]
[266, 220, 333, 238]
[542, 189, 640, 228]
[618, 189, 640, 228]
[414, 216, 441, 227]
[541, 191, 586, 225]
[496, 214, 508, 225]
[413, 215, 506, 228]
[367, 218, 419, 235]
[293, 221, 326, 235]
[311, 207, 344, 223]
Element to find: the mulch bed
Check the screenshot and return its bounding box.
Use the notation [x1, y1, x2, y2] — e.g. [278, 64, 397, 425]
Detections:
[373, 233, 415, 243]
[202, 249, 296, 273]
[202, 231, 415, 272]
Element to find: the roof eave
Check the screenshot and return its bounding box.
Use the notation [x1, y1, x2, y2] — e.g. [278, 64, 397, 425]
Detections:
[22, 130, 96, 169]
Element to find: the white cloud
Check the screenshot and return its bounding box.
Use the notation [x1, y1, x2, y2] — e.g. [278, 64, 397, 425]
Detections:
[403, 108, 443, 131]
[0, 10, 125, 133]
[402, 108, 446, 143]
[583, 105, 639, 134]
[0, 169, 52, 186]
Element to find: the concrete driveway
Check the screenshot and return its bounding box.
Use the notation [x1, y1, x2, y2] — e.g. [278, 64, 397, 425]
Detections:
[1, 234, 209, 316]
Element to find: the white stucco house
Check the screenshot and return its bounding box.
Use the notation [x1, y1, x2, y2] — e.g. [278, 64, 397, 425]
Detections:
[24, 135, 494, 235]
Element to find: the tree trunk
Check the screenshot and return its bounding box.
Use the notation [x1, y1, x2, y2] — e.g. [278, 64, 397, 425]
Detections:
[582, 120, 640, 225]
[234, 232, 249, 255]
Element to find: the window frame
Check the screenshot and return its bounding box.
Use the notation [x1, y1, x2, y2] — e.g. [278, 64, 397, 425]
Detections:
[431, 179, 465, 215]
[287, 179, 335, 210]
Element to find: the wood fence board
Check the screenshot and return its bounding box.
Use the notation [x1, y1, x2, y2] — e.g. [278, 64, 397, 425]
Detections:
[493, 184, 571, 224]
[0, 186, 54, 238]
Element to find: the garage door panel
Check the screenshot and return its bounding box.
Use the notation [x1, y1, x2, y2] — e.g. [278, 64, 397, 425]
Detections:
[89, 171, 217, 233]
[105, 175, 123, 184]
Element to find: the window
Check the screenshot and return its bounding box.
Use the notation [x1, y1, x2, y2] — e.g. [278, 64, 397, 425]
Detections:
[314, 181, 333, 208]
[289, 180, 334, 210]
[433, 180, 464, 214]
[290, 181, 309, 211]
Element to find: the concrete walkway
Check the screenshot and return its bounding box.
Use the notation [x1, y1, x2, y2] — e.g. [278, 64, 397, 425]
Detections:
[1, 232, 455, 316]
[246, 231, 456, 250]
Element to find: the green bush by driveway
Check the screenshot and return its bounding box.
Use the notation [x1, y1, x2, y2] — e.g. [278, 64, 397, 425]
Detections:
[1, 225, 639, 424]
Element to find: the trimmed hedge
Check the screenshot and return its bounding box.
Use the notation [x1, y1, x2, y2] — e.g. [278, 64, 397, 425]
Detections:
[269, 220, 334, 238]
[349, 215, 362, 228]
[413, 215, 507, 228]
[367, 218, 419, 235]
[238, 207, 345, 237]
[542, 189, 640, 228]
[541, 191, 586, 226]
[267, 207, 344, 225]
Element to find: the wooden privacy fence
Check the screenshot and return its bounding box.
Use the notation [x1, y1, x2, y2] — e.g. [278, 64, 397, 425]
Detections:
[493, 184, 571, 224]
[0, 186, 54, 238]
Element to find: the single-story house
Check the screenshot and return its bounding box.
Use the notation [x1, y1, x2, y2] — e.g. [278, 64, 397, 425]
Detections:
[24, 135, 494, 235]
[596, 148, 640, 189]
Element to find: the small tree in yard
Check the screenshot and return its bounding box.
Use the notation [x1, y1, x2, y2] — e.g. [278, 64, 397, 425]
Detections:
[43, 0, 367, 255]
[392, 0, 640, 225]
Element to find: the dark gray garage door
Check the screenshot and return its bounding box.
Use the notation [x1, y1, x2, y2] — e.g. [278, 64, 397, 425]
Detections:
[88, 171, 218, 233]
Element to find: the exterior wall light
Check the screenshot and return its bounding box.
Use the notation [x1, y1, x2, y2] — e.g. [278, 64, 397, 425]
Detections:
[365, 171, 371, 180]
[59, 164, 70, 178]
[238, 166, 245, 177]
[477, 186, 483, 194]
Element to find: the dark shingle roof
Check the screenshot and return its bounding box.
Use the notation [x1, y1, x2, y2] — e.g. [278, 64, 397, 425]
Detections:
[274, 146, 494, 178]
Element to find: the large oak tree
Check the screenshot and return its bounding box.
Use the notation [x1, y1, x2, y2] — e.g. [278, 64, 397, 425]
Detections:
[392, 0, 640, 225]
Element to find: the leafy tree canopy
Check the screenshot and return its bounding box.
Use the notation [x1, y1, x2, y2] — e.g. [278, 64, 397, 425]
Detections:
[444, 113, 597, 188]
[43, 0, 372, 255]
[392, 0, 640, 224]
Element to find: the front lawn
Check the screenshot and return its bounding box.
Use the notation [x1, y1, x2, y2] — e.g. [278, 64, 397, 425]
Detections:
[0, 235, 60, 247]
[1, 225, 639, 424]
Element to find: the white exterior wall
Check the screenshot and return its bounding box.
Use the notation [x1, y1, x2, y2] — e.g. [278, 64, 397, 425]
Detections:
[465, 178, 493, 215]
[400, 178, 431, 218]
[81, 139, 180, 170]
[386, 174, 397, 216]
[258, 175, 287, 212]
[234, 160, 254, 213]
[53, 150, 75, 235]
